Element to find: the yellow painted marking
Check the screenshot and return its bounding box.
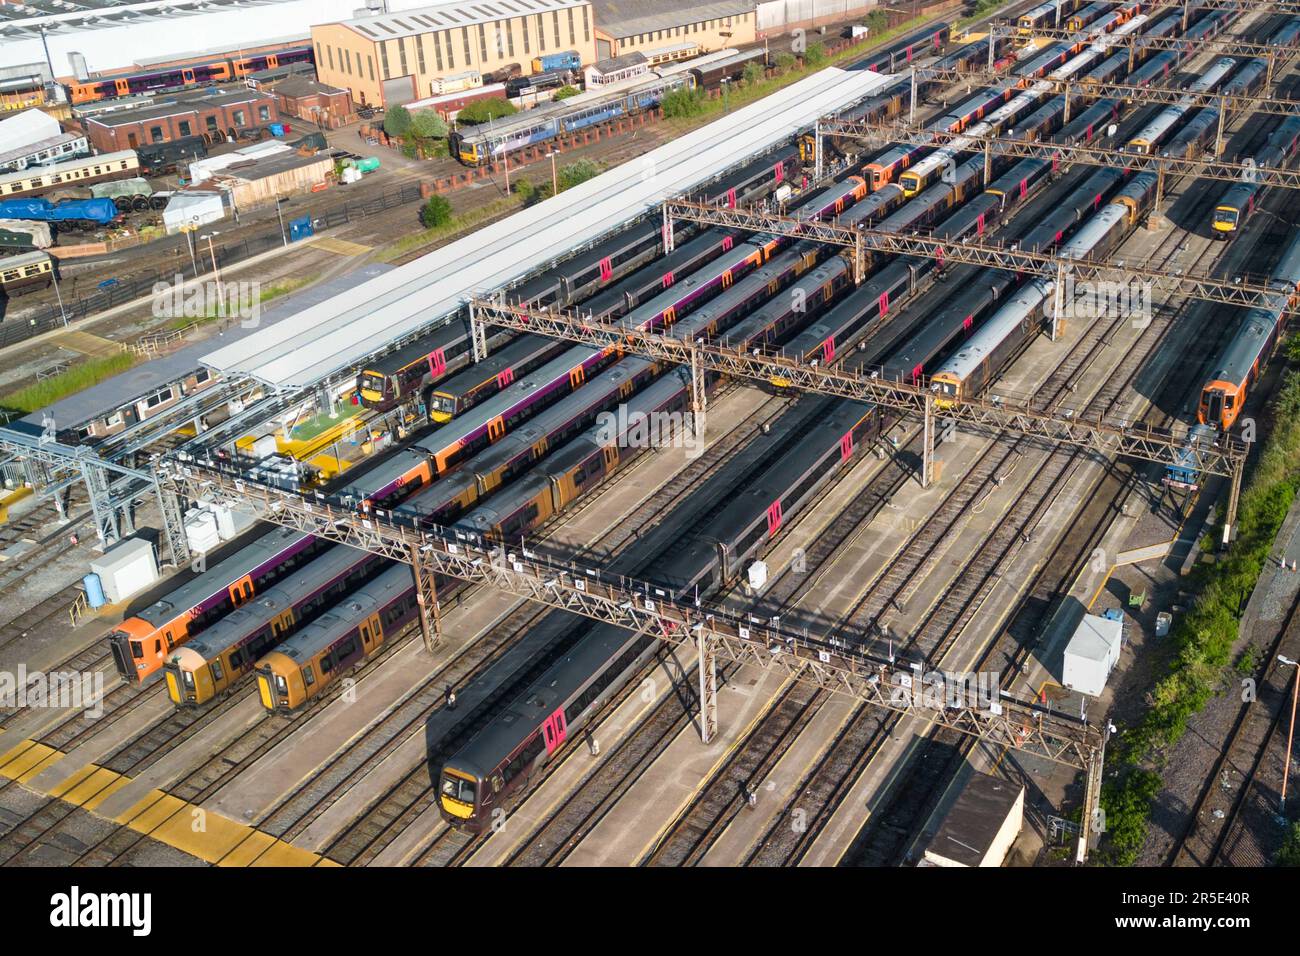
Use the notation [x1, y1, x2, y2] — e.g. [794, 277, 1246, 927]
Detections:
[0, 738, 334, 866]
[311, 236, 372, 256]
[51, 330, 121, 358]
[1086, 566, 1114, 612]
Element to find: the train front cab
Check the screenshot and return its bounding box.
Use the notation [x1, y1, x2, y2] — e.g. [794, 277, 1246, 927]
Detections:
[109, 617, 181, 683]
[1212, 203, 1241, 238]
[1199, 380, 1241, 430]
[931, 372, 962, 409]
[439, 768, 481, 826]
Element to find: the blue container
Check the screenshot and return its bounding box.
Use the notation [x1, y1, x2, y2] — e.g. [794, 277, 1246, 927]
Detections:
[289, 215, 313, 241]
[83, 573, 106, 609]
[270, 123, 286, 137]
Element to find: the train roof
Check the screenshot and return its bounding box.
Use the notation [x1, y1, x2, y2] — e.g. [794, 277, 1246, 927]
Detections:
[0, 149, 136, 188]
[1205, 307, 1281, 386]
[129, 525, 307, 628]
[414, 345, 606, 456]
[363, 318, 469, 374]
[446, 619, 641, 779]
[0, 249, 51, 270]
[178, 543, 369, 659]
[937, 277, 1050, 381]
[199, 68, 895, 391]
[267, 563, 410, 662]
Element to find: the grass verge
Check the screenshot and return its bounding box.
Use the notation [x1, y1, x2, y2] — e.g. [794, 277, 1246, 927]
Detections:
[0, 351, 139, 420]
[1097, 354, 1300, 864]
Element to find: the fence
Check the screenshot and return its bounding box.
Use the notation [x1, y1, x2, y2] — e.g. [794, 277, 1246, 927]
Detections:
[0, 181, 425, 351]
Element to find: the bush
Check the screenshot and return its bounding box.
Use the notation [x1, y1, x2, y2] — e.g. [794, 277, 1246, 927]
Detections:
[662, 86, 707, 118]
[383, 104, 412, 138]
[457, 98, 517, 124]
[401, 141, 419, 159]
[410, 110, 448, 140]
[553, 85, 580, 100]
[558, 158, 600, 191]
[776, 52, 797, 74]
[867, 10, 889, 32]
[420, 194, 453, 228]
[804, 41, 828, 68]
[1278, 821, 1300, 866]
[742, 61, 765, 86]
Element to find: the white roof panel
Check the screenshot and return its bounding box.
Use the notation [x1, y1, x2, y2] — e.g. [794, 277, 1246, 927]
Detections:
[202, 66, 889, 391]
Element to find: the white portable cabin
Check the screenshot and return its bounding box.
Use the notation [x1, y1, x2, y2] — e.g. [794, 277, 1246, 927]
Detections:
[88, 537, 159, 604]
[1062, 613, 1123, 697]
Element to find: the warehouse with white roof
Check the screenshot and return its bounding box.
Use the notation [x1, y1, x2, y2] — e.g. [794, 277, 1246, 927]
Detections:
[200, 65, 889, 392]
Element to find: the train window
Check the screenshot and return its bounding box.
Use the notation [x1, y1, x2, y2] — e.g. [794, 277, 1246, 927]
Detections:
[154, 639, 162, 654]
[211, 660, 224, 683]
[302, 666, 315, 687]
[321, 654, 334, 674]
[275, 674, 288, 696]
[131, 641, 143, 659]
[441, 774, 475, 804]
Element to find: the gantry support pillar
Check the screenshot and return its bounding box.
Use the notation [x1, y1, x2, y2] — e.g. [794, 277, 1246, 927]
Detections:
[662, 203, 675, 255]
[697, 629, 718, 744]
[1223, 457, 1245, 548]
[921, 392, 936, 489]
[409, 544, 443, 653]
[1076, 729, 1107, 864]
[468, 301, 488, 363]
[690, 345, 707, 440]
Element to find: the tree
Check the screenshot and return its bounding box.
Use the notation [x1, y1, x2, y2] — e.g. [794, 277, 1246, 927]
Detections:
[384, 104, 412, 138]
[420, 194, 453, 229]
[661, 87, 706, 118]
[553, 85, 580, 100]
[742, 61, 765, 86]
[1278, 821, 1300, 866]
[457, 98, 517, 124]
[558, 159, 600, 191]
[410, 110, 448, 141]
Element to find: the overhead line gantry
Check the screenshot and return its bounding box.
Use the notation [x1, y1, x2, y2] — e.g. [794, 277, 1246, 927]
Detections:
[159, 455, 1109, 844]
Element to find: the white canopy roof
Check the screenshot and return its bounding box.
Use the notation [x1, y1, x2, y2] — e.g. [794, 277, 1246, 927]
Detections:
[201, 66, 889, 391]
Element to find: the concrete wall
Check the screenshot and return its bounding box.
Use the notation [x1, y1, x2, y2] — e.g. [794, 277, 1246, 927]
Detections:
[756, 0, 880, 34]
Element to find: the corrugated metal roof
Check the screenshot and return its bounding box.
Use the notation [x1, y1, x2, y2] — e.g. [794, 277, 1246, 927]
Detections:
[343, 0, 589, 41]
[591, 0, 754, 39]
[200, 66, 890, 391]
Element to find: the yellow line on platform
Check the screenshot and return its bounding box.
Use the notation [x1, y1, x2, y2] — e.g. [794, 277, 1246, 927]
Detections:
[0, 737, 338, 867]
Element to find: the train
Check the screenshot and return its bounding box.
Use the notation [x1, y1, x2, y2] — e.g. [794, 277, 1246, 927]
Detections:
[848, 21, 952, 73]
[0, 250, 54, 297]
[437, 399, 878, 830]
[0, 150, 139, 201]
[1213, 115, 1300, 237]
[1197, 231, 1300, 430]
[68, 46, 314, 104]
[930, 173, 1159, 405]
[454, 68, 695, 165]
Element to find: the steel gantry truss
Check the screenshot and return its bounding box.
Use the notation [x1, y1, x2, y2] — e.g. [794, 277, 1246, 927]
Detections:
[817, 116, 1300, 191]
[984, 21, 1300, 60]
[158, 456, 1106, 772]
[0, 427, 191, 567]
[468, 296, 1247, 518]
[662, 198, 1293, 313]
[905, 65, 1300, 118]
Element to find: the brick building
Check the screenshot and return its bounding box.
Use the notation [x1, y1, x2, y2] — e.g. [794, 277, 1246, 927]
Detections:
[84, 90, 280, 152]
[270, 76, 354, 127]
[311, 0, 598, 108]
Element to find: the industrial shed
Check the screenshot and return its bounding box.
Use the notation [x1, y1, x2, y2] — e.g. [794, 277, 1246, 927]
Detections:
[922, 773, 1025, 867]
[200, 65, 890, 391]
[220, 152, 335, 210]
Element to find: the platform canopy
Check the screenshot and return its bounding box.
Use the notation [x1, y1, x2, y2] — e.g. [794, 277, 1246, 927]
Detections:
[200, 66, 890, 392]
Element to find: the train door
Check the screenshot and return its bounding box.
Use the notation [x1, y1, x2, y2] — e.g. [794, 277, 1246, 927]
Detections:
[488, 415, 507, 441]
[230, 575, 254, 606]
[766, 500, 783, 536]
[182, 68, 195, 86]
[267, 54, 280, 69]
[599, 256, 613, 282]
[497, 367, 515, 389]
[115, 79, 131, 97]
[541, 708, 568, 754]
[271, 609, 295, 638]
[568, 366, 585, 389]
